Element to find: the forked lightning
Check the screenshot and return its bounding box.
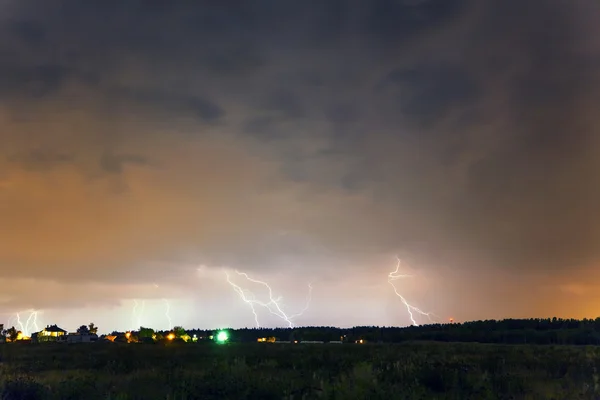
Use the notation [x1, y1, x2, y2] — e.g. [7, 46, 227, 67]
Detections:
[131, 284, 174, 331]
[388, 257, 437, 326]
[225, 270, 312, 328]
[10, 310, 40, 337]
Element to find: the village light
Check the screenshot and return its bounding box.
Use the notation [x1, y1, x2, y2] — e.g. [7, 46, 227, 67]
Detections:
[215, 331, 229, 343]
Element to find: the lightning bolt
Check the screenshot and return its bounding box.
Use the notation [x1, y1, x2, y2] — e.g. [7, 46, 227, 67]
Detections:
[12, 310, 40, 337]
[388, 257, 437, 326]
[162, 298, 172, 330]
[290, 282, 313, 320]
[131, 300, 138, 330]
[153, 283, 173, 331]
[225, 270, 312, 328]
[226, 272, 261, 327]
[131, 300, 146, 331]
[138, 301, 145, 328]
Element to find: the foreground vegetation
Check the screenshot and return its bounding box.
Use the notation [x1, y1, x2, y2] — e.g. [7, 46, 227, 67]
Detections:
[1, 341, 600, 399]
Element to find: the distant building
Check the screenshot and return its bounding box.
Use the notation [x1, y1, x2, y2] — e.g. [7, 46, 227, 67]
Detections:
[179, 333, 191, 342]
[65, 333, 98, 343]
[35, 325, 67, 342]
[114, 333, 130, 343]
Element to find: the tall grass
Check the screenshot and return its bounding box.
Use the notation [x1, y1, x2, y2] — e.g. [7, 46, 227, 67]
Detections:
[1, 342, 600, 399]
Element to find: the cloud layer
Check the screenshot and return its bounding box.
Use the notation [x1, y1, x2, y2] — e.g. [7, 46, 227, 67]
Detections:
[1, 0, 600, 331]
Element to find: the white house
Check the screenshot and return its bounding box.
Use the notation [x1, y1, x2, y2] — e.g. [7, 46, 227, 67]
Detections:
[65, 333, 99, 343]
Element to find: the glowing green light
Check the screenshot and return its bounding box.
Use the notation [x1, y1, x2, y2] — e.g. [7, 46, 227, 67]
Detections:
[216, 331, 229, 343]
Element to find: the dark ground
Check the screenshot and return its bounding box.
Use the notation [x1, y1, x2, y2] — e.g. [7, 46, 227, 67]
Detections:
[1, 341, 599, 399]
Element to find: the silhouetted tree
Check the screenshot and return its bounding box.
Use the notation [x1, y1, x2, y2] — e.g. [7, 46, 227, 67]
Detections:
[173, 326, 186, 338]
[88, 323, 98, 335]
[139, 327, 154, 339]
[6, 327, 18, 342]
[77, 325, 90, 334]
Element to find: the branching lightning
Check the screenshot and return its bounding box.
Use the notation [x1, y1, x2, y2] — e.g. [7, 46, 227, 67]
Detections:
[388, 257, 437, 326]
[10, 310, 40, 337]
[225, 270, 312, 328]
[290, 283, 313, 320]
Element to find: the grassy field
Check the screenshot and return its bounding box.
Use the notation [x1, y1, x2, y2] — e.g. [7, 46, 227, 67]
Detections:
[1, 341, 599, 399]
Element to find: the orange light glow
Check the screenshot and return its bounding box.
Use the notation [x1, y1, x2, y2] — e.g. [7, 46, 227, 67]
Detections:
[167, 333, 175, 340]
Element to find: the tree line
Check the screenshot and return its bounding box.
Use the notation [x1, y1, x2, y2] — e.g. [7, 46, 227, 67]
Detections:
[177, 317, 600, 345]
[4, 318, 600, 345]
[119, 317, 600, 346]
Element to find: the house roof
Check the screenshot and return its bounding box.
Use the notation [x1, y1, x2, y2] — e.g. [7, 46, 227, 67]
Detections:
[44, 324, 67, 333]
[68, 332, 98, 336]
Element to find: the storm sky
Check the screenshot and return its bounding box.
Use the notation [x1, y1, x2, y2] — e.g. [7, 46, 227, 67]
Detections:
[2, 0, 600, 334]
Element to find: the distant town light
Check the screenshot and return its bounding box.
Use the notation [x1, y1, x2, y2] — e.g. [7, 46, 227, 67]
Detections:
[215, 331, 229, 343]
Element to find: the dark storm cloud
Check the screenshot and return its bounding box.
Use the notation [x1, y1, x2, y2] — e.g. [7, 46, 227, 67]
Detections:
[377, 64, 480, 127]
[451, 0, 600, 271]
[1, 0, 600, 323]
[8, 19, 46, 46]
[110, 86, 225, 123]
[264, 90, 307, 119]
[362, 0, 469, 44]
[7, 151, 75, 171]
[0, 64, 72, 98]
[243, 116, 277, 138]
[99, 152, 153, 174]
